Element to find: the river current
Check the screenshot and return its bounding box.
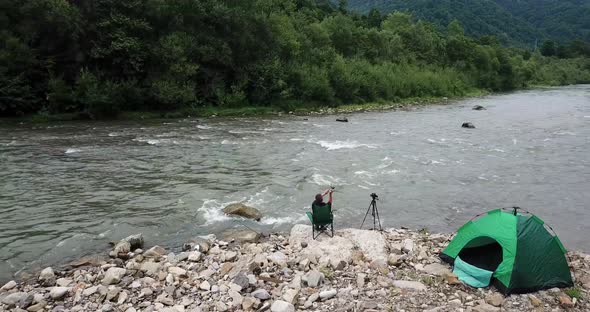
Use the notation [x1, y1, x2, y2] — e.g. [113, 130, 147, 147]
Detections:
[1, 85, 589, 282]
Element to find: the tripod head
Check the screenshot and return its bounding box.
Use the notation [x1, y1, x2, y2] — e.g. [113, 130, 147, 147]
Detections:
[370, 193, 379, 200]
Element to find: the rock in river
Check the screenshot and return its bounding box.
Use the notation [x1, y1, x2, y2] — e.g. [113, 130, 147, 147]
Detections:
[462, 122, 476, 129]
[473, 105, 486, 110]
[222, 203, 263, 221]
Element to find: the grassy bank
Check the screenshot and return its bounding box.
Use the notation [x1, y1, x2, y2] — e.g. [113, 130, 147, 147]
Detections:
[22, 89, 489, 123]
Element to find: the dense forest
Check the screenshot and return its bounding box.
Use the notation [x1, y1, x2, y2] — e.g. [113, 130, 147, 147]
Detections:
[348, 0, 590, 47]
[1, 0, 590, 119]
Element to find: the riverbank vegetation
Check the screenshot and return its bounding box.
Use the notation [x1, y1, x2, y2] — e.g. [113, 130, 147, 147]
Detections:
[1, 0, 590, 119]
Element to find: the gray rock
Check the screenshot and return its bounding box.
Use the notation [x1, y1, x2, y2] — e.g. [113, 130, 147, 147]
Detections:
[1, 292, 27, 306]
[113, 240, 131, 256]
[232, 273, 249, 290]
[26, 300, 47, 312]
[473, 105, 486, 111]
[102, 267, 126, 285]
[39, 267, 56, 286]
[270, 300, 295, 312]
[485, 293, 504, 307]
[101, 303, 114, 312]
[199, 280, 211, 291]
[221, 229, 261, 243]
[252, 289, 271, 300]
[462, 122, 476, 129]
[50, 287, 70, 299]
[140, 261, 161, 276]
[473, 303, 500, 312]
[282, 288, 299, 304]
[222, 203, 263, 221]
[392, 280, 427, 291]
[319, 289, 337, 300]
[188, 251, 202, 262]
[0, 280, 16, 291]
[18, 293, 34, 309]
[215, 301, 228, 312]
[168, 266, 187, 277]
[402, 239, 414, 254]
[56, 278, 73, 287]
[123, 234, 144, 250]
[303, 270, 324, 288]
[144, 246, 167, 258]
[307, 292, 320, 303]
[419, 263, 451, 276]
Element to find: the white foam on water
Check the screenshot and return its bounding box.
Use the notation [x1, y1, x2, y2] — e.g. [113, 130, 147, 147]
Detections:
[260, 216, 296, 225]
[553, 131, 576, 136]
[312, 124, 329, 128]
[221, 140, 240, 145]
[314, 140, 377, 151]
[262, 128, 277, 131]
[196, 125, 213, 130]
[383, 169, 400, 175]
[108, 133, 120, 137]
[98, 230, 111, 238]
[354, 170, 373, 177]
[198, 199, 233, 224]
[491, 148, 505, 153]
[65, 148, 81, 154]
[512, 139, 518, 145]
[228, 130, 262, 134]
[289, 138, 305, 142]
[133, 138, 163, 145]
[358, 185, 370, 190]
[309, 173, 342, 186]
[0, 140, 17, 146]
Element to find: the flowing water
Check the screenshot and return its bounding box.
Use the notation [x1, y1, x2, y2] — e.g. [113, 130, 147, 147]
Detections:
[1, 86, 589, 282]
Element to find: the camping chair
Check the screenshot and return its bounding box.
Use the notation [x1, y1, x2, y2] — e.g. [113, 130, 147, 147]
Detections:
[306, 203, 334, 239]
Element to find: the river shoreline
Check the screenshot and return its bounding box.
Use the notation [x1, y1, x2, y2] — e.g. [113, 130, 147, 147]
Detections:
[6, 89, 492, 123]
[1, 225, 588, 311]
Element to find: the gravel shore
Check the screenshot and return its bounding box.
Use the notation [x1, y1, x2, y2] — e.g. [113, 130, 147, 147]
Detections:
[1, 224, 588, 312]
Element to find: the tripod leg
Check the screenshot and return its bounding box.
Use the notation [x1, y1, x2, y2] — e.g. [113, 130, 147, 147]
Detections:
[360, 202, 373, 229]
[374, 202, 383, 231]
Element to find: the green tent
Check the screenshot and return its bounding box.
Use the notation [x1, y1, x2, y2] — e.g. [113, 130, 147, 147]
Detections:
[440, 208, 573, 294]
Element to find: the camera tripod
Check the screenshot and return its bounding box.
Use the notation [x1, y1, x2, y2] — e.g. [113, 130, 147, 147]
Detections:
[360, 194, 383, 231]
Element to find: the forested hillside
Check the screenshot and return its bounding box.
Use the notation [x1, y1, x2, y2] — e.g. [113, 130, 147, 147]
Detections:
[348, 0, 590, 46]
[1, 0, 590, 119]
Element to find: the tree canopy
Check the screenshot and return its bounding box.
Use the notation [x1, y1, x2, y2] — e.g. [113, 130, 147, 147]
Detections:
[1, 0, 589, 118]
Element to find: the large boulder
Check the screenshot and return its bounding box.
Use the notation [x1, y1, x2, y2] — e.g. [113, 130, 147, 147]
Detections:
[223, 203, 263, 221]
[473, 105, 486, 111]
[289, 225, 388, 267]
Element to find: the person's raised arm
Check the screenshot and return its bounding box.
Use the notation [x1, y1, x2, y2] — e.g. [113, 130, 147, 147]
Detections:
[328, 189, 333, 204]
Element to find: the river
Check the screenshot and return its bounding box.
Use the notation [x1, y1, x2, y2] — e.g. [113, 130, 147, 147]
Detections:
[1, 85, 589, 282]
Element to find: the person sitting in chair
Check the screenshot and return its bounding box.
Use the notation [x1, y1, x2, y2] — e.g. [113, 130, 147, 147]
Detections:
[312, 188, 333, 230]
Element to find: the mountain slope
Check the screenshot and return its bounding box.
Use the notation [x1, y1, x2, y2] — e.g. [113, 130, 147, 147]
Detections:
[347, 0, 590, 46]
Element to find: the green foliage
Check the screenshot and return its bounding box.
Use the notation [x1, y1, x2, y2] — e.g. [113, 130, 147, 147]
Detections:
[347, 0, 590, 46]
[0, 0, 589, 118]
[565, 287, 583, 300]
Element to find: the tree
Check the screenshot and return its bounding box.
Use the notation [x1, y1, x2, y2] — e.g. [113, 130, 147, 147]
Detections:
[447, 19, 464, 37]
[540, 40, 557, 57]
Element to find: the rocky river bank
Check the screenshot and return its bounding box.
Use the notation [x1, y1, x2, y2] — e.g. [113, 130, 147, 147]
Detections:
[1, 225, 589, 312]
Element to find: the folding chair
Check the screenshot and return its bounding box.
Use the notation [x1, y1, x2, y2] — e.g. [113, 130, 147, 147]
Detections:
[306, 203, 334, 239]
